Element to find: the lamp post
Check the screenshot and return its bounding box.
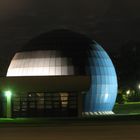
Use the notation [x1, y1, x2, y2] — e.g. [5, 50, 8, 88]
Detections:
[5, 90, 12, 118]
[126, 90, 130, 95]
[138, 84, 140, 101]
[138, 84, 140, 90]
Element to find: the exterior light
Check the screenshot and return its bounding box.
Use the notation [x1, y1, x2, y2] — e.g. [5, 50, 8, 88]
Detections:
[4, 90, 12, 118]
[5, 90, 12, 97]
[138, 84, 140, 89]
[126, 90, 130, 95]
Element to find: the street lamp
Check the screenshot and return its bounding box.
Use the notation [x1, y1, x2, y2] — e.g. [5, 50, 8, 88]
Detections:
[5, 90, 12, 97]
[126, 90, 130, 95]
[4, 90, 12, 118]
[138, 84, 140, 90]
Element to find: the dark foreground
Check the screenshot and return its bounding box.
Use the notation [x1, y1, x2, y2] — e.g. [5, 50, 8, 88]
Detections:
[0, 121, 140, 140]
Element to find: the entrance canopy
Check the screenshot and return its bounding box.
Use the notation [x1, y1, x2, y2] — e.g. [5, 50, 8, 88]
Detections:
[0, 76, 90, 93]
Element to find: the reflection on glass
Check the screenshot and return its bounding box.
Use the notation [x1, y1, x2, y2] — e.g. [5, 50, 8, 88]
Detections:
[60, 93, 68, 108]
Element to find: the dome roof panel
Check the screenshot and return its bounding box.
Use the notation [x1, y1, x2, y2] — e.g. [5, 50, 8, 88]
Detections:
[21, 29, 93, 52]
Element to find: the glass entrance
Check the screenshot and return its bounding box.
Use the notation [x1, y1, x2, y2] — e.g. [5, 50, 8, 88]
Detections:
[12, 92, 78, 117]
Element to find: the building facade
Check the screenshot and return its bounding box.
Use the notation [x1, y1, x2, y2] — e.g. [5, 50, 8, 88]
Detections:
[0, 30, 118, 118]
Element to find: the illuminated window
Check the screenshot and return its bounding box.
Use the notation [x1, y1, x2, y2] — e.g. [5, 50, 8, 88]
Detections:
[60, 93, 68, 108]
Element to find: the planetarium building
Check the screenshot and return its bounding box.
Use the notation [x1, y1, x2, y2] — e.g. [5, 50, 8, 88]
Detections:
[0, 29, 118, 118]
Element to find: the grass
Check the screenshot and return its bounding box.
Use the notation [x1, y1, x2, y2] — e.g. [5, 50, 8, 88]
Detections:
[0, 115, 140, 125]
[113, 102, 140, 114]
[0, 102, 140, 125]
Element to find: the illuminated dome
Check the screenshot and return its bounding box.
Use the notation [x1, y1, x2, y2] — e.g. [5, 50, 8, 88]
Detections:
[84, 43, 118, 114]
[7, 29, 89, 77]
[7, 50, 75, 76]
[6, 29, 118, 115]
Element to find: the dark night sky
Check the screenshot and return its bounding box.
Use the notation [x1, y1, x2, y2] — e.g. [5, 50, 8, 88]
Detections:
[0, 0, 140, 60]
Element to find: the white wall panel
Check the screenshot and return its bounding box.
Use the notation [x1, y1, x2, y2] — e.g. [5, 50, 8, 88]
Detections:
[7, 50, 74, 76]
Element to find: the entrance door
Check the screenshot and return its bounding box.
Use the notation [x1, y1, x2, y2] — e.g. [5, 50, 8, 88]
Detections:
[44, 93, 78, 117]
[45, 93, 61, 117]
[12, 93, 28, 117]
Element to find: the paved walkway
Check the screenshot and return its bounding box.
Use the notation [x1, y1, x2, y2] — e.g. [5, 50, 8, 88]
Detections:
[0, 121, 139, 140]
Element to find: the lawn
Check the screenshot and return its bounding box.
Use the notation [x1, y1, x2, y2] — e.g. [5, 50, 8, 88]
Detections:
[113, 102, 140, 115]
[0, 102, 139, 124]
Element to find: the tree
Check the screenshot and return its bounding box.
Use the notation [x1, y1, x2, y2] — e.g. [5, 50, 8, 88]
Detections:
[116, 93, 126, 104]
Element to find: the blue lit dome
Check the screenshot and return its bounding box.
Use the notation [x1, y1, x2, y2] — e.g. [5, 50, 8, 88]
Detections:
[7, 29, 118, 115]
[84, 42, 118, 115]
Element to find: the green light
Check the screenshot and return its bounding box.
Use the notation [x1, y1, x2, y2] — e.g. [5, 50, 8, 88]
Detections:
[5, 90, 12, 97]
[4, 90, 12, 118]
